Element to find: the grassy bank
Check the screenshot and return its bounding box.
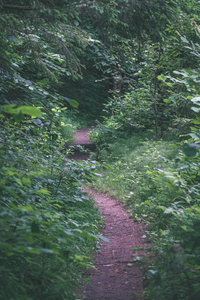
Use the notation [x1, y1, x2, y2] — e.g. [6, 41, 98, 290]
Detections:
[91, 130, 200, 300]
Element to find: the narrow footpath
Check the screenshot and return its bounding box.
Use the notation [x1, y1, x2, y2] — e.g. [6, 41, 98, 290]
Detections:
[72, 128, 147, 300]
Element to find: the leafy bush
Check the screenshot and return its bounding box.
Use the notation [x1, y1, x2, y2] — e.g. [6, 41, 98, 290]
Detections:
[92, 127, 200, 299]
[144, 147, 200, 300]
[0, 105, 102, 300]
[103, 88, 154, 134]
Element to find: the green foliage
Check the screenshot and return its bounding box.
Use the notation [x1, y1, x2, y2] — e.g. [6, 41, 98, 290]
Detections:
[90, 26, 200, 295]
[1, 1, 200, 299]
[0, 106, 103, 299]
[92, 127, 200, 299]
[98, 14, 200, 137]
[58, 69, 110, 122]
[103, 88, 154, 134]
[92, 133, 177, 198]
[117, 0, 182, 41]
[0, 4, 120, 296]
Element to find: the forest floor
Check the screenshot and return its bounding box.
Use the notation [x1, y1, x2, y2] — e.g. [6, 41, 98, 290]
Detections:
[72, 128, 148, 300]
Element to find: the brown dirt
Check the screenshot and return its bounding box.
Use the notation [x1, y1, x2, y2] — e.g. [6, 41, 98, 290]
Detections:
[71, 128, 93, 145]
[82, 188, 147, 300]
[72, 128, 148, 300]
[69, 128, 93, 160]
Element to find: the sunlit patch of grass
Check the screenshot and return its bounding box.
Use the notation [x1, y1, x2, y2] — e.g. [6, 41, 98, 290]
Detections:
[92, 132, 200, 299]
[93, 134, 177, 204]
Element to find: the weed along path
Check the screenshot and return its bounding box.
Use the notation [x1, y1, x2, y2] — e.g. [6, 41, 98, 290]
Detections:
[72, 128, 146, 300]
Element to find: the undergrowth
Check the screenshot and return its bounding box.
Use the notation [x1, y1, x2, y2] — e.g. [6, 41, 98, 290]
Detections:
[91, 128, 200, 300]
[0, 105, 102, 300]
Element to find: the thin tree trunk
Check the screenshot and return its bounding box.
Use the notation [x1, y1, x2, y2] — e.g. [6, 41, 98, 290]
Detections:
[153, 44, 162, 138]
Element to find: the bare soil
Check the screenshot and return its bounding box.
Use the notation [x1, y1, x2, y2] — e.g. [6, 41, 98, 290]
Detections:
[69, 128, 93, 160]
[82, 188, 147, 300]
[72, 128, 147, 300]
[71, 128, 93, 145]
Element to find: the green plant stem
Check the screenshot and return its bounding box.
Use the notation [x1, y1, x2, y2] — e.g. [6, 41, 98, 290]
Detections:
[153, 44, 162, 138]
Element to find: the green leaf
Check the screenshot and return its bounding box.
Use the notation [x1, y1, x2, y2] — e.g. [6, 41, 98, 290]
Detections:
[81, 231, 97, 240]
[3, 104, 18, 114]
[3, 105, 44, 117]
[190, 127, 198, 131]
[40, 248, 54, 254]
[192, 118, 200, 124]
[132, 247, 146, 251]
[64, 229, 73, 236]
[17, 106, 44, 117]
[98, 234, 110, 242]
[191, 107, 200, 113]
[18, 205, 34, 212]
[22, 178, 31, 184]
[191, 96, 200, 104]
[39, 189, 51, 195]
[157, 74, 167, 81]
[164, 207, 174, 214]
[163, 99, 171, 103]
[62, 96, 79, 108]
[26, 247, 41, 254]
[180, 36, 189, 44]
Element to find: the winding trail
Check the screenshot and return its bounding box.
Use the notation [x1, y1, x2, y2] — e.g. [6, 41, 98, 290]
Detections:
[72, 128, 147, 300]
[71, 128, 93, 146]
[82, 188, 146, 300]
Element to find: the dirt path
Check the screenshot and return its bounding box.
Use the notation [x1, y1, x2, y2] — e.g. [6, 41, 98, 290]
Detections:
[72, 128, 147, 300]
[82, 188, 146, 300]
[71, 128, 93, 145]
[69, 128, 93, 160]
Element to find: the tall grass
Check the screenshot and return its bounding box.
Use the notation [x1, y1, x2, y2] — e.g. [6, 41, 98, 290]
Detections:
[92, 132, 200, 299]
[93, 134, 177, 203]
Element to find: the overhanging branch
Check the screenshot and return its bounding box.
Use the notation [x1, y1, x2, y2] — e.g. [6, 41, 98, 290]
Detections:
[2, 4, 37, 10]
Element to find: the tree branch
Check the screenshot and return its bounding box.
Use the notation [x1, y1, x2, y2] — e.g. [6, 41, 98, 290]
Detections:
[2, 4, 37, 10]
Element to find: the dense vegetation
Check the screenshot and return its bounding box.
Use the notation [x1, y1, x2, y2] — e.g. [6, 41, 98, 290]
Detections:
[89, 1, 200, 299]
[1, 0, 200, 299]
[0, 1, 108, 299]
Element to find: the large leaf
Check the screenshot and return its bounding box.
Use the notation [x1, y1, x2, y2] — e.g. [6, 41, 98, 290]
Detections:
[17, 106, 44, 117]
[62, 96, 79, 108]
[3, 105, 44, 117]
